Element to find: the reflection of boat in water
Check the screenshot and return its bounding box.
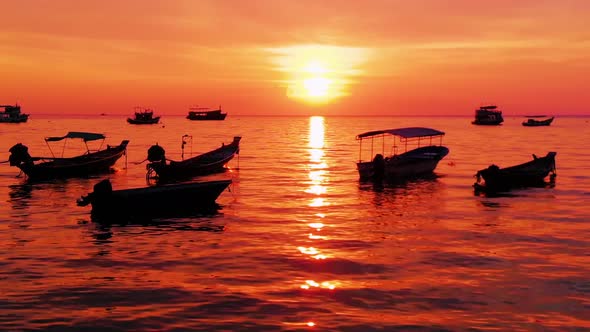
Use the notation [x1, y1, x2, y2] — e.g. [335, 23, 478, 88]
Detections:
[8, 132, 129, 180]
[522, 116, 554, 127]
[146, 136, 241, 182]
[355, 127, 449, 183]
[472, 105, 504, 125]
[0, 104, 29, 123]
[8, 183, 33, 211]
[127, 107, 161, 124]
[77, 178, 232, 217]
[186, 106, 227, 120]
[474, 152, 557, 192]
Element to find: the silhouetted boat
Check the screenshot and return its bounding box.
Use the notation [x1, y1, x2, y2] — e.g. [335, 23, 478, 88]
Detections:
[187, 106, 227, 120]
[0, 104, 29, 123]
[474, 152, 557, 192]
[472, 105, 504, 125]
[77, 178, 231, 217]
[146, 136, 241, 182]
[356, 127, 449, 183]
[522, 116, 554, 127]
[8, 132, 129, 180]
[127, 107, 160, 124]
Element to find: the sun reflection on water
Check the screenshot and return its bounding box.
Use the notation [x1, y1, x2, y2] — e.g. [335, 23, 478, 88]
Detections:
[292, 116, 337, 313]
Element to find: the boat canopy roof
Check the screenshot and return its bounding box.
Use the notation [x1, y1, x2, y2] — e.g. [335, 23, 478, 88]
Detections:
[356, 127, 445, 140]
[45, 132, 106, 142]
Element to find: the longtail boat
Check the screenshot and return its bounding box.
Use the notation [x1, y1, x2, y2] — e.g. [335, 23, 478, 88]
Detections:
[8, 132, 129, 180]
[146, 136, 240, 182]
[77, 178, 231, 217]
[474, 152, 557, 192]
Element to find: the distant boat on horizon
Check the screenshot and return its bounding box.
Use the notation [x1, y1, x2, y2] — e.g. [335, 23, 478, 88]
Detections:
[472, 105, 504, 125]
[187, 106, 227, 121]
[1, 104, 29, 123]
[522, 116, 554, 127]
[127, 107, 161, 125]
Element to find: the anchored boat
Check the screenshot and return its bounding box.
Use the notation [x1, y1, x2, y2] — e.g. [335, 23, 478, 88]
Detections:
[8, 132, 129, 180]
[474, 152, 557, 192]
[146, 136, 241, 182]
[356, 127, 449, 183]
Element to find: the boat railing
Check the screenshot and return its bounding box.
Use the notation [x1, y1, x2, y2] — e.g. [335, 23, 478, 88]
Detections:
[358, 133, 444, 162]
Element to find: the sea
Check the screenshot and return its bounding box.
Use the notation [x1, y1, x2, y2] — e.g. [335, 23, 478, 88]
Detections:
[1, 114, 589, 332]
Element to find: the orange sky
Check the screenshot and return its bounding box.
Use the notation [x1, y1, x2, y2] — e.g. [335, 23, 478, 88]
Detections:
[1, 0, 589, 116]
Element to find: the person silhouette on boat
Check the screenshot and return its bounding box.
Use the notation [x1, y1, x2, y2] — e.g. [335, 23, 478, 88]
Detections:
[372, 154, 385, 183]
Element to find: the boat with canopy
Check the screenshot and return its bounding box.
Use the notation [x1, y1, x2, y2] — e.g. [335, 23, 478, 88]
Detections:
[356, 127, 449, 183]
[8, 131, 129, 180]
[186, 106, 227, 120]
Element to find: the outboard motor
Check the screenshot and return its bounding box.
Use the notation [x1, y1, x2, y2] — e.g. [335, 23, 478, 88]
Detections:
[9, 143, 32, 166]
[77, 179, 113, 207]
[476, 164, 500, 183]
[147, 144, 166, 164]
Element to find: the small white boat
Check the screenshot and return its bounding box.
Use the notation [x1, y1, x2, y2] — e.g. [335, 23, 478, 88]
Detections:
[356, 127, 449, 183]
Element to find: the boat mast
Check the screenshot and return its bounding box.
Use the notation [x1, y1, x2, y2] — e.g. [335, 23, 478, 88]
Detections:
[181, 134, 192, 160]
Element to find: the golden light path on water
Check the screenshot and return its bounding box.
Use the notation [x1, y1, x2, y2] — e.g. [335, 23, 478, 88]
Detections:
[293, 116, 338, 328]
[268, 45, 371, 104]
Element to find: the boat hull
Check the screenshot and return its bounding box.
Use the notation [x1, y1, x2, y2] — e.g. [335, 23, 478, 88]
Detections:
[522, 117, 554, 126]
[357, 146, 449, 182]
[0, 115, 29, 123]
[187, 114, 227, 121]
[127, 117, 160, 124]
[472, 120, 503, 125]
[474, 152, 557, 191]
[147, 137, 240, 182]
[11, 141, 129, 180]
[78, 179, 231, 217]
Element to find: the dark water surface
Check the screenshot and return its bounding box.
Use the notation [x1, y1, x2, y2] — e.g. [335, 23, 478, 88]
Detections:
[1, 115, 589, 331]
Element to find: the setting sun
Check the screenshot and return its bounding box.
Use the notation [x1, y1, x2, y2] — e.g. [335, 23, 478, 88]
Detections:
[269, 45, 370, 105]
[304, 77, 331, 98]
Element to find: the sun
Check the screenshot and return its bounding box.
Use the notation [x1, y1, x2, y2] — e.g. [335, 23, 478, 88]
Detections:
[302, 61, 331, 98]
[268, 45, 370, 105]
[294, 61, 332, 102]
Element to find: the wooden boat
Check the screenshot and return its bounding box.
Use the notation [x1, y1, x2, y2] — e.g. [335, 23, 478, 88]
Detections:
[522, 116, 554, 127]
[356, 127, 449, 183]
[472, 105, 504, 125]
[146, 136, 241, 181]
[77, 178, 231, 217]
[8, 132, 129, 180]
[127, 107, 160, 124]
[0, 104, 29, 123]
[186, 106, 227, 120]
[474, 152, 557, 192]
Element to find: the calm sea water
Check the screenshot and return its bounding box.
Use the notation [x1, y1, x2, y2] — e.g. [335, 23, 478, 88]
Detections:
[1, 114, 589, 331]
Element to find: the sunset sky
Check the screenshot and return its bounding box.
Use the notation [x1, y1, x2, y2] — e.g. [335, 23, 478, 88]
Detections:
[1, 0, 589, 116]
